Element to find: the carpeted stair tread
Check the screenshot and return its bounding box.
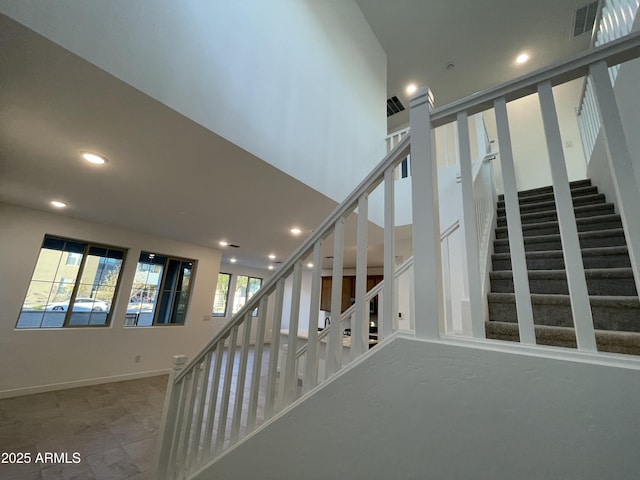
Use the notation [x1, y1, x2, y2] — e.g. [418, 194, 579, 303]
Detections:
[491, 245, 632, 271]
[490, 268, 638, 296]
[493, 228, 627, 253]
[497, 179, 592, 202]
[485, 321, 640, 355]
[494, 214, 623, 239]
[496, 185, 599, 208]
[487, 293, 640, 331]
[497, 202, 616, 227]
[497, 193, 606, 215]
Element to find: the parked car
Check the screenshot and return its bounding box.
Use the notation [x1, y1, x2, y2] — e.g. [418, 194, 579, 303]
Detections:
[44, 298, 110, 312]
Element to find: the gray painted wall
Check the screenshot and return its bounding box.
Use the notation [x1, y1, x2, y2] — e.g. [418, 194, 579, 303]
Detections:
[197, 336, 640, 480]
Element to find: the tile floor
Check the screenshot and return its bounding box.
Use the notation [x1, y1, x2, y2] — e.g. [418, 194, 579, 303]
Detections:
[0, 375, 168, 480]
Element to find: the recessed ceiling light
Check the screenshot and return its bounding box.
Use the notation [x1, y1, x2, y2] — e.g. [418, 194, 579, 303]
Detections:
[268, 254, 276, 260]
[307, 263, 314, 268]
[515, 53, 530, 65]
[50, 200, 67, 208]
[268, 265, 274, 270]
[290, 227, 302, 236]
[82, 152, 107, 165]
[406, 83, 417, 95]
[219, 241, 229, 247]
[230, 258, 237, 263]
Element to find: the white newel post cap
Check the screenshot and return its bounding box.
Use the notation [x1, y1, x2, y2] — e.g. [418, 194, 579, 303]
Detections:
[172, 355, 188, 371]
[409, 86, 434, 110]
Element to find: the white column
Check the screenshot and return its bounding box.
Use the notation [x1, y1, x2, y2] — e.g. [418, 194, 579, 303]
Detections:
[155, 355, 187, 480]
[409, 86, 444, 339]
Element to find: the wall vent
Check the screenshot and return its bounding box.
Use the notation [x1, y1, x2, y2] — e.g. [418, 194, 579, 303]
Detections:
[387, 96, 405, 117]
[573, 1, 599, 37]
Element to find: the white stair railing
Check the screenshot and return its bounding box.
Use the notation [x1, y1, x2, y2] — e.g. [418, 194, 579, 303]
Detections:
[156, 31, 640, 479]
[577, 0, 639, 161]
[155, 132, 412, 480]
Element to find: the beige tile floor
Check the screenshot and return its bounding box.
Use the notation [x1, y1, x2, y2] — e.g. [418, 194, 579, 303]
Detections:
[0, 375, 168, 480]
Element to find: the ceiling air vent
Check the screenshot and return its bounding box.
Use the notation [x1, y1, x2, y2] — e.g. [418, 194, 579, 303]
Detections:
[573, 1, 599, 37]
[387, 96, 405, 117]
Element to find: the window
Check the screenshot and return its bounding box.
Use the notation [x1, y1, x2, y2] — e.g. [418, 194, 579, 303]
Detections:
[212, 273, 231, 316]
[232, 275, 262, 315]
[17, 235, 126, 328]
[126, 252, 195, 326]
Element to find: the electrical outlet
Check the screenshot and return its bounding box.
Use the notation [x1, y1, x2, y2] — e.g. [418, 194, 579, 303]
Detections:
[398, 312, 403, 318]
[134, 355, 141, 363]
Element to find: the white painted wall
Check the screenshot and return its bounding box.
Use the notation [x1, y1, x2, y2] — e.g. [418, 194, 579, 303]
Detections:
[484, 79, 588, 193]
[0, 0, 387, 203]
[199, 336, 640, 480]
[0, 203, 222, 397]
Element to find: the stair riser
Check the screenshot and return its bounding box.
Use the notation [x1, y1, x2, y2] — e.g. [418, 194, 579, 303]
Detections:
[496, 186, 599, 208]
[494, 234, 628, 253]
[497, 193, 605, 213]
[488, 301, 640, 332]
[490, 275, 638, 296]
[497, 204, 615, 226]
[492, 253, 632, 271]
[495, 218, 623, 239]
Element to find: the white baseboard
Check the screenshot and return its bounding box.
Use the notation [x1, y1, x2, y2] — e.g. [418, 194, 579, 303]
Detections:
[0, 368, 170, 399]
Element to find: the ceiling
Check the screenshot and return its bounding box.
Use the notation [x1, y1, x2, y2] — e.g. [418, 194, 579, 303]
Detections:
[0, 2, 595, 270]
[356, 0, 594, 131]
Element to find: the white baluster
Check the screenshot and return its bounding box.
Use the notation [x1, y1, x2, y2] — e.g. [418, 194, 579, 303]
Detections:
[189, 353, 211, 469]
[284, 260, 303, 405]
[303, 241, 323, 393]
[201, 345, 223, 460]
[457, 111, 486, 338]
[383, 167, 396, 337]
[352, 194, 369, 357]
[265, 278, 285, 419]
[494, 96, 536, 345]
[327, 218, 345, 375]
[538, 81, 597, 352]
[247, 296, 268, 431]
[590, 60, 640, 299]
[409, 86, 444, 339]
[214, 325, 239, 454]
[230, 315, 253, 444]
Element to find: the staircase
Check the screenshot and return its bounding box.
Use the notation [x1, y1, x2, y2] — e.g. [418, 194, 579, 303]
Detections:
[486, 179, 640, 354]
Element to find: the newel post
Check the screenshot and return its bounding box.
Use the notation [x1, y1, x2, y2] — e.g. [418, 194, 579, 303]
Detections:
[154, 354, 188, 480]
[409, 86, 444, 339]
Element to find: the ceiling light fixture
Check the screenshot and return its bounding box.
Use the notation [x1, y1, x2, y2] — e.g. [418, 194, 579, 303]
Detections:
[268, 265, 274, 270]
[290, 227, 302, 236]
[268, 254, 276, 260]
[230, 258, 237, 263]
[406, 83, 417, 95]
[50, 200, 67, 208]
[307, 263, 314, 268]
[515, 53, 530, 65]
[219, 241, 229, 247]
[82, 152, 107, 165]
